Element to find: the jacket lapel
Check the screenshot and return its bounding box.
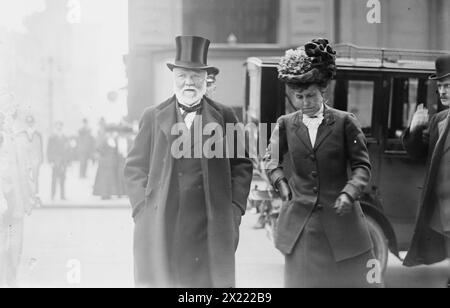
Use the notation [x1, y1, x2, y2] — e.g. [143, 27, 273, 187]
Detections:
[440, 114, 450, 154]
[156, 96, 178, 141]
[314, 105, 335, 151]
[193, 98, 224, 153]
[431, 113, 450, 161]
[293, 112, 314, 151]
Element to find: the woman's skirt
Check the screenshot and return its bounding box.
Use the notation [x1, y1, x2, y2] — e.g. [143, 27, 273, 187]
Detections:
[285, 210, 382, 288]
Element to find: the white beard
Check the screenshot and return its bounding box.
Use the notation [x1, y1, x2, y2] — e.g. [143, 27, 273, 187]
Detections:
[173, 83, 206, 106]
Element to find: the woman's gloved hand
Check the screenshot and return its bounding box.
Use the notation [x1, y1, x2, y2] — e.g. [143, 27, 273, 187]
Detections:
[334, 193, 354, 216]
[275, 178, 292, 202]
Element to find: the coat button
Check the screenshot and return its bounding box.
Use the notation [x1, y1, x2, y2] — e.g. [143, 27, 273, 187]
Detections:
[178, 172, 183, 177]
[313, 187, 318, 193]
[311, 171, 318, 177]
[310, 154, 316, 162]
[316, 204, 323, 210]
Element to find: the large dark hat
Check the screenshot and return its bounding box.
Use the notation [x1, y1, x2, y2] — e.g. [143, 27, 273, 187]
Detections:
[166, 35, 219, 75]
[429, 54, 450, 80]
[278, 38, 336, 86]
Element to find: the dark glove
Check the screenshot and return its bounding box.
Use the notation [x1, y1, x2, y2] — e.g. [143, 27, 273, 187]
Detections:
[275, 178, 292, 202]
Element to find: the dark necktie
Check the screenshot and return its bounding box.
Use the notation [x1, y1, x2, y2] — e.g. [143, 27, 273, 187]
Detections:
[179, 102, 203, 122]
[178, 102, 203, 114]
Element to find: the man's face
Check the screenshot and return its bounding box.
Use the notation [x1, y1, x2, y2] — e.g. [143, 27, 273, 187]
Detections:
[206, 75, 217, 98]
[173, 67, 207, 105]
[437, 76, 450, 107]
[289, 84, 324, 116]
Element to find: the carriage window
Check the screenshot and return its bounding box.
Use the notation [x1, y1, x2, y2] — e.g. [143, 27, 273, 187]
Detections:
[387, 78, 432, 139]
[347, 81, 374, 133]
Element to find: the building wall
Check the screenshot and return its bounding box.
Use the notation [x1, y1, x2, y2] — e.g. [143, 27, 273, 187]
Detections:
[127, 0, 450, 120]
[3, 0, 128, 135]
[338, 0, 450, 50]
[278, 0, 335, 46]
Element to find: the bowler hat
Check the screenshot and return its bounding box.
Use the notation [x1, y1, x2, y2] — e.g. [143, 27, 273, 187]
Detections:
[429, 54, 450, 80]
[167, 36, 219, 75]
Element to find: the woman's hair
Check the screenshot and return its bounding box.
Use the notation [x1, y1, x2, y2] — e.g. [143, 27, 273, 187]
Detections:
[286, 80, 329, 92]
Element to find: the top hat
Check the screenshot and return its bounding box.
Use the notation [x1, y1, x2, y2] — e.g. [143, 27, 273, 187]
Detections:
[166, 36, 219, 75]
[429, 54, 450, 80]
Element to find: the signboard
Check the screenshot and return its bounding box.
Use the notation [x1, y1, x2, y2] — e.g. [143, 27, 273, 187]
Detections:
[290, 0, 326, 34]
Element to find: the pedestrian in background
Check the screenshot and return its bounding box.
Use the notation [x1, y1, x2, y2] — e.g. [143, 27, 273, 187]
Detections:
[93, 127, 121, 200]
[15, 114, 43, 200]
[47, 121, 70, 201]
[77, 118, 95, 179]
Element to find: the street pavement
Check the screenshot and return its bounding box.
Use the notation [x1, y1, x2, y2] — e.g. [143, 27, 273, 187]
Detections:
[16, 207, 449, 288]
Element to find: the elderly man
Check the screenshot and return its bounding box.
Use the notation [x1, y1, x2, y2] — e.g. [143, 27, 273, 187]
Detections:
[124, 36, 253, 288]
[403, 54, 450, 276]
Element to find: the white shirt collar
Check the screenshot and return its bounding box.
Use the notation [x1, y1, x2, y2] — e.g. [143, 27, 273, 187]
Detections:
[177, 99, 202, 113]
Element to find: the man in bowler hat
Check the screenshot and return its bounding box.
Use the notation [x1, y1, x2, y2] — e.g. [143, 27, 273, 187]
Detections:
[124, 36, 253, 288]
[206, 67, 219, 99]
[403, 54, 450, 278]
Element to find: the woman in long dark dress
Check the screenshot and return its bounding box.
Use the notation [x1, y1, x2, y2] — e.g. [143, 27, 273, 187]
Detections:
[93, 129, 120, 200]
[264, 39, 382, 288]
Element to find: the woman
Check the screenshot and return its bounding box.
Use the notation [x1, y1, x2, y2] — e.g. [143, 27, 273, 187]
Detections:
[264, 38, 381, 287]
[93, 128, 121, 199]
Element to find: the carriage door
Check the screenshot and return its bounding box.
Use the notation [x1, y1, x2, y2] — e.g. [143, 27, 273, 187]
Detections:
[378, 75, 435, 249]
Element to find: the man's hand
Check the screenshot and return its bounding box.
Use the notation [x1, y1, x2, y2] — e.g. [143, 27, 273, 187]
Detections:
[334, 193, 354, 216]
[410, 104, 429, 132]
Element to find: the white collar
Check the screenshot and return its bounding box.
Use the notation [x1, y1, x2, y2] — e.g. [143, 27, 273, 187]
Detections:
[177, 99, 202, 109]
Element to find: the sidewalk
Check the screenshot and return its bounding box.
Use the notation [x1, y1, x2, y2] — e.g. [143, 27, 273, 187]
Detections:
[37, 161, 129, 208]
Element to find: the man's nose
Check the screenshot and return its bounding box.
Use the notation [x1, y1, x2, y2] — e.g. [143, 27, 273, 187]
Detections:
[185, 76, 195, 85]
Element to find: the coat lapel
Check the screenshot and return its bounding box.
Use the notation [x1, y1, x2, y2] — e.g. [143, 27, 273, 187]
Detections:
[439, 114, 450, 153]
[430, 113, 450, 165]
[314, 105, 335, 151]
[199, 99, 224, 220]
[195, 98, 224, 151]
[293, 112, 314, 151]
[156, 96, 178, 141]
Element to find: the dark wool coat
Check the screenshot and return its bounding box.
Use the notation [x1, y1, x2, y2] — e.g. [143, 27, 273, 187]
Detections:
[264, 106, 373, 262]
[403, 109, 450, 266]
[124, 96, 253, 287]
